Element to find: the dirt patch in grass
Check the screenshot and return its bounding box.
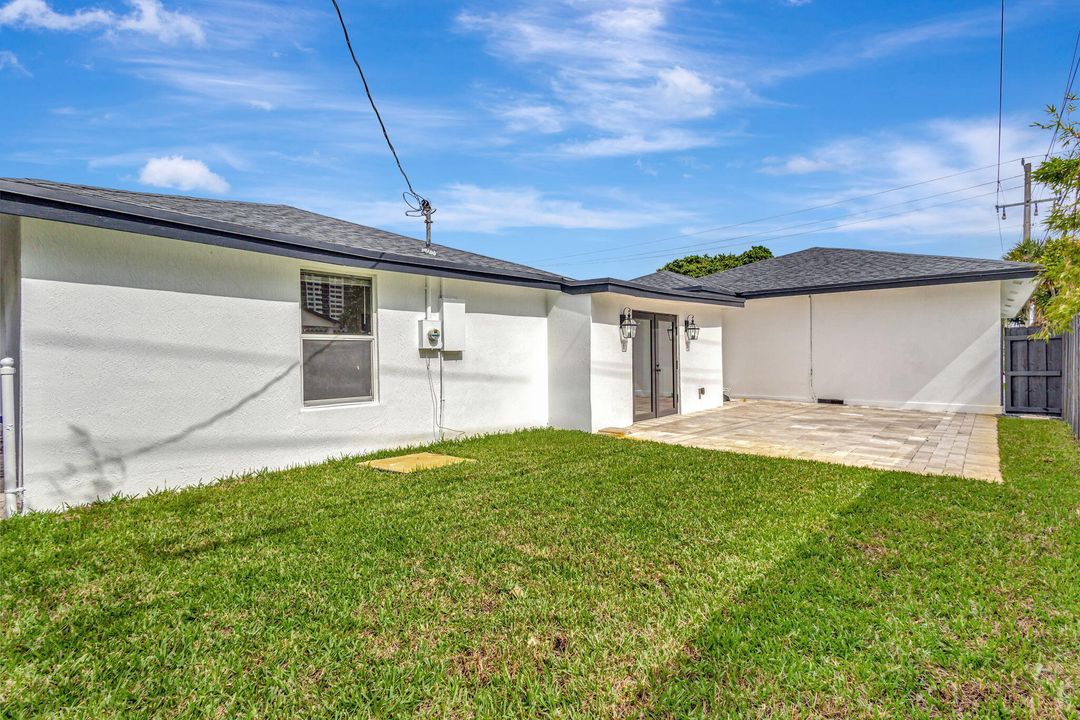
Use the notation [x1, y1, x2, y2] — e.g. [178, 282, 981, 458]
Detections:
[912, 668, 1075, 719]
[850, 537, 892, 560]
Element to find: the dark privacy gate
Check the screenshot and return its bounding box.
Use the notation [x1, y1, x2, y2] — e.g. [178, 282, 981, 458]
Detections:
[1063, 315, 1080, 439]
[1003, 326, 1063, 416]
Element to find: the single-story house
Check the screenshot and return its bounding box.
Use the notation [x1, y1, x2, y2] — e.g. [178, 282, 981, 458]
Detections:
[0, 179, 1039, 510]
[634, 247, 1039, 413]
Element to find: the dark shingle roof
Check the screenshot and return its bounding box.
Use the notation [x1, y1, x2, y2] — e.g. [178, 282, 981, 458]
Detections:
[632, 270, 738, 296]
[0, 178, 745, 305]
[3, 179, 1031, 305]
[631, 270, 697, 290]
[695, 247, 1039, 297]
[2, 179, 565, 282]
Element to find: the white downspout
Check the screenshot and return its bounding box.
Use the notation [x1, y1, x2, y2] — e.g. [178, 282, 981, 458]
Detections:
[807, 295, 817, 402]
[1, 357, 20, 517]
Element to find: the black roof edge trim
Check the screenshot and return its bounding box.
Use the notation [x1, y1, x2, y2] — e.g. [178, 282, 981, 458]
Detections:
[1, 184, 743, 306]
[677, 283, 741, 295]
[738, 269, 1041, 299]
[564, 279, 744, 307]
[0, 185, 570, 290]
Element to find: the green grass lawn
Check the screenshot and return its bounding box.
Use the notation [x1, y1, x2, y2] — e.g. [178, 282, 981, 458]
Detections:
[2, 418, 1078, 718]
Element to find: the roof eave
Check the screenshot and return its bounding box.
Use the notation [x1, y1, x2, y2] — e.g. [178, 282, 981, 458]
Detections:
[0, 180, 571, 291]
[564, 278, 744, 307]
[0, 181, 745, 306]
[737, 268, 1042, 299]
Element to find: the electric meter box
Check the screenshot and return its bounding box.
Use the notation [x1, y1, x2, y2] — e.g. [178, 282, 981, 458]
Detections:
[440, 298, 466, 352]
[419, 319, 442, 349]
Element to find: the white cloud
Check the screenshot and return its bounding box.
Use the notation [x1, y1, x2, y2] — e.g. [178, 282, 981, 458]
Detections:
[560, 129, 715, 158]
[138, 156, 229, 193]
[589, 6, 664, 36]
[339, 183, 693, 233]
[113, 0, 203, 45]
[0, 0, 110, 30]
[458, 1, 752, 156]
[758, 8, 1002, 83]
[457, 1, 1006, 159]
[753, 116, 1048, 243]
[0, 49, 28, 74]
[760, 155, 827, 175]
[0, 0, 203, 44]
[634, 158, 658, 176]
[655, 66, 714, 111]
[499, 103, 565, 134]
[759, 138, 866, 175]
[125, 59, 310, 108]
[120, 56, 467, 138]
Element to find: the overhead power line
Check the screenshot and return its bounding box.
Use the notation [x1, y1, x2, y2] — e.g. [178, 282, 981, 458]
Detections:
[1046, 29, 1080, 159]
[560, 182, 1026, 268]
[995, 0, 1006, 254]
[329, 0, 436, 249]
[1040, 30, 1080, 245]
[557, 174, 1023, 267]
[330, 0, 415, 194]
[532, 157, 1031, 264]
[568, 182, 1024, 267]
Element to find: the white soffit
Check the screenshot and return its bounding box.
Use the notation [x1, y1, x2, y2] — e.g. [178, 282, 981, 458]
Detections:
[1000, 277, 1038, 319]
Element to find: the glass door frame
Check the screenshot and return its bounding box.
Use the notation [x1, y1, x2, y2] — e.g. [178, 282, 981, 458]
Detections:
[631, 310, 680, 422]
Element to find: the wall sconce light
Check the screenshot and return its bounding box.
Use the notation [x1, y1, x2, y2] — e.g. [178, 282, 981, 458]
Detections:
[684, 315, 700, 341]
[619, 307, 638, 341]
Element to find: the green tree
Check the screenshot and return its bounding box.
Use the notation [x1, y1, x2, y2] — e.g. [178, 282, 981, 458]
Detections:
[659, 245, 773, 278]
[1010, 95, 1080, 334]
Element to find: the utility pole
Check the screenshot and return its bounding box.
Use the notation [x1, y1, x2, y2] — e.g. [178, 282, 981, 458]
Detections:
[1022, 158, 1032, 243]
[995, 159, 1053, 235]
[992, 160, 1060, 325]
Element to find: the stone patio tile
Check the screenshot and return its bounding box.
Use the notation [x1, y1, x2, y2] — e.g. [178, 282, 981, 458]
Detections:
[620, 399, 999, 482]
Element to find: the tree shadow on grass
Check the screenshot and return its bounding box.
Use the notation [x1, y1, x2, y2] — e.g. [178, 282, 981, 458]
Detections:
[137, 521, 302, 560]
[634, 469, 1075, 718]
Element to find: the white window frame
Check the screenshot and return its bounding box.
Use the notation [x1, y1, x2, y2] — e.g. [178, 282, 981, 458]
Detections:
[299, 269, 378, 407]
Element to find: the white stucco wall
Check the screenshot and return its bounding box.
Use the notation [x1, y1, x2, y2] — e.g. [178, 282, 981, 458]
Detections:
[13, 216, 735, 509]
[17, 219, 551, 510]
[723, 282, 1004, 414]
[721, 295, 811, 403]
[546, 293, 593, 431]
[589, 293, 725, 431]
[13, 209, 1015, 512]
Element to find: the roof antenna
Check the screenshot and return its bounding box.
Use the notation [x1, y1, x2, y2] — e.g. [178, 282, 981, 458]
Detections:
[405, 191, 437, 256]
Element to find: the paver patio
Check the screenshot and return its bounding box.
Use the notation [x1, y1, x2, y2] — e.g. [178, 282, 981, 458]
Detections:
[612, 399, 1001, 481]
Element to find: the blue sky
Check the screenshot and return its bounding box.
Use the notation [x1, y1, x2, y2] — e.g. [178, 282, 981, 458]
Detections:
[2, 0, 1079, 280]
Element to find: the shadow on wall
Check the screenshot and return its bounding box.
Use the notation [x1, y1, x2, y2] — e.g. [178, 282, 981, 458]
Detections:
[40, 359, 300, 505]
[907, 325, 999, 408]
